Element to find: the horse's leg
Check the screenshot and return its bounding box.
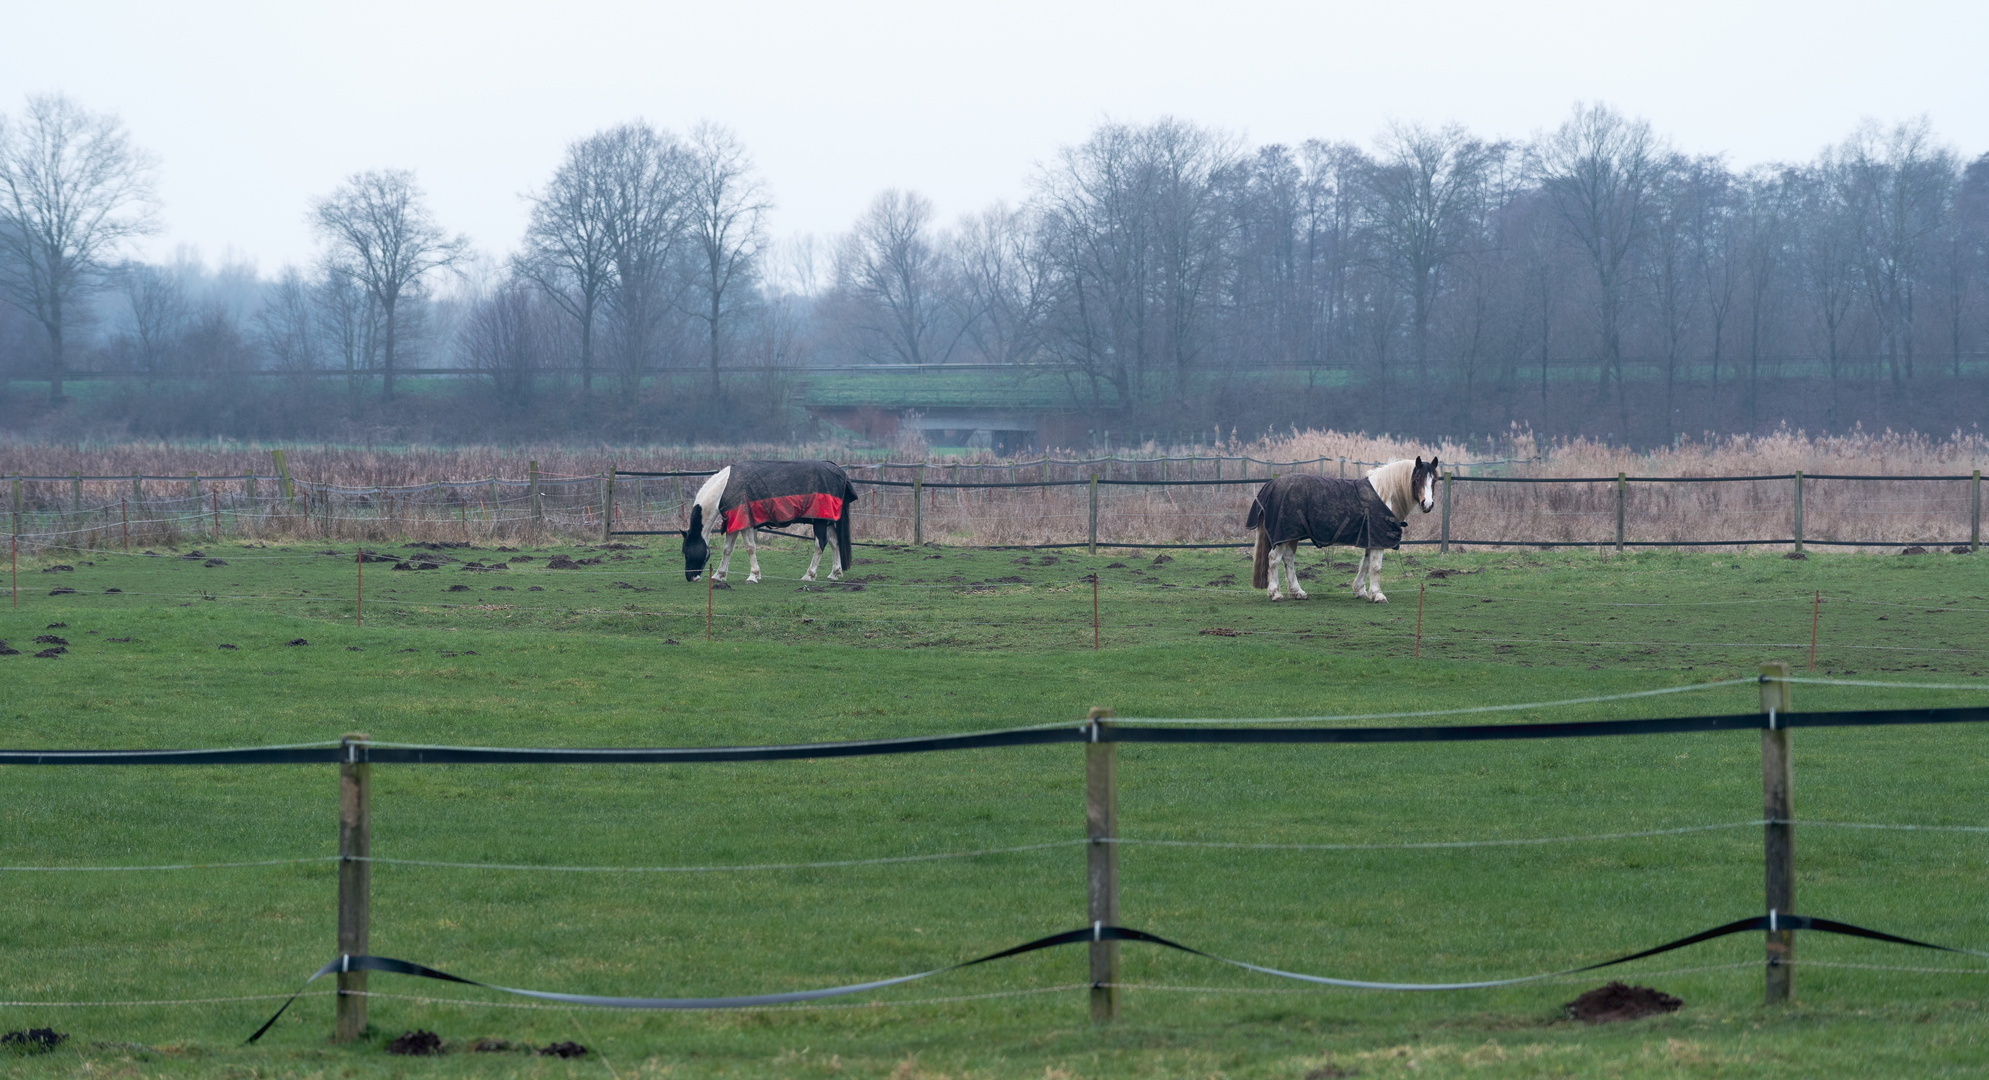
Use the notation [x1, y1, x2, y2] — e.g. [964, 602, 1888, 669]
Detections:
[819, 525, 843, 584]
[1365, 548, 1388, 603]
[802, 523, 825, 582]
[1282, 542, 1307, 599]
[745, 529, 762, 583]
[1266, 541, 1286, 601]
[1351, 548, 1371, 598]
[713, 531, 736, 581]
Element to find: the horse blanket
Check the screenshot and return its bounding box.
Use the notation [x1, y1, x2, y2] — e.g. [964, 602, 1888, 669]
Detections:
[1246, 475, 1403, 551]
[717, 460, 857, 533]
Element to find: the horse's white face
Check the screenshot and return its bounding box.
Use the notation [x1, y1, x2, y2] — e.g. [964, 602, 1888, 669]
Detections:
[1413, 459, 1439, 513]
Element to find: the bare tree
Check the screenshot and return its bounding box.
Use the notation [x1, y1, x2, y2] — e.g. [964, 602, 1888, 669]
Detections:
[833, 189, 963, 365]
[256, 266, 322, 375]
[310, 169, 467, 399]
[1533, 103, 1668, 435]
[1835, 119, 1957, 398]
[459, 277, 555, 408]
[0, 94, 158, 402]
[594, 123, 693, 394]
[684, 123, 770, 395]
[517, 130, 619, 392]
[1360, 123, 1496, 382]
[113, 261, 190, 374]
[955, 202, 1055, 365]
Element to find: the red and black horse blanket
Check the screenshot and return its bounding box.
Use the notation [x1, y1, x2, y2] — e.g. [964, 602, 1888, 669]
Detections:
[1246, 474, 1403, 551]
[718, 460, 857, 533]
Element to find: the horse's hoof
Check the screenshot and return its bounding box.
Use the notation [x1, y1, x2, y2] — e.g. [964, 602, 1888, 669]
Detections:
[747, 575, 761, 584]
[1268, 593, 1285, 602]
[1291, 589, 1308, 600]
[1368, 592, 1388, 604]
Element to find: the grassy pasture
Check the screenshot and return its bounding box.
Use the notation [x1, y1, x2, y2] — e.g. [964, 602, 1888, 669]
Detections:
[2, 539, 1989, 1077]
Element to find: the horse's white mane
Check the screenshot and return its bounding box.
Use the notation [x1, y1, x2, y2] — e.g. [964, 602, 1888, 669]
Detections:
[692, 466, 731, 536]
[1364, 459, 1420, 520]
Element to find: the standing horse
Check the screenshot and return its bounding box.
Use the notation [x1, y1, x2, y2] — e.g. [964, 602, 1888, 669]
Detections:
[682, 461, 856, 584]
[1247, 457, 1439, 602]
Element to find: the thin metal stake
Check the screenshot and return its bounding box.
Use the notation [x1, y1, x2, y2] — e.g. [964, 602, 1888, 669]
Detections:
[1415, 583, 1424, 658]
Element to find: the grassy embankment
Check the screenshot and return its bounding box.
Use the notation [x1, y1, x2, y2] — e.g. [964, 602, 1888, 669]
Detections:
[2, 539, 1988, 1078]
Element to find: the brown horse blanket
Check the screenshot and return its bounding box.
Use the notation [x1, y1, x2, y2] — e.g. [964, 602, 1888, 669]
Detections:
[718, 461, 857, 533]
[1246, 475, 1403, 551]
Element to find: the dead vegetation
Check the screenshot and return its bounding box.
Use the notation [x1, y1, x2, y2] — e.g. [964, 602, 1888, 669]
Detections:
[2, 428, 1981, 553]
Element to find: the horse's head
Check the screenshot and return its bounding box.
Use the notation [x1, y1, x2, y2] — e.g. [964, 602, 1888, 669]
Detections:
[682, 504, 709, 582]
[1412, 456, 1440, 513]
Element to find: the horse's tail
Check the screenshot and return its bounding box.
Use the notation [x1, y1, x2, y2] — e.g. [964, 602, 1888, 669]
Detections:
[835, 501, 853, 570]
[1251, 526, 1271, 589]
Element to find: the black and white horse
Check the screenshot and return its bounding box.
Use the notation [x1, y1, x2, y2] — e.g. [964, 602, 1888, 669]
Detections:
[1247, 457, 1439, 603]
[682, 461, 856, 584]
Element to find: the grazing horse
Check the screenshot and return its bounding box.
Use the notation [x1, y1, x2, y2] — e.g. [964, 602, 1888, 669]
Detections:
[682, 461, 856, 584]
[1247, 457, 1439, 603]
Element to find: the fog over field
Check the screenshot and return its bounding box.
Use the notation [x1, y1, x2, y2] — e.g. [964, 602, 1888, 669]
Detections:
[1, 0, 1985, 447]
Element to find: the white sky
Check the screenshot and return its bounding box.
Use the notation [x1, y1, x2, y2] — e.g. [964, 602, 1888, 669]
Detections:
[4, 0, 1985, 275]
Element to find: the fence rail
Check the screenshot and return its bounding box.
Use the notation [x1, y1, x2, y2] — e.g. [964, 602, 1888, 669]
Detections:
[6, 672, 1989, 1036]
[6, 454, 1982, 552]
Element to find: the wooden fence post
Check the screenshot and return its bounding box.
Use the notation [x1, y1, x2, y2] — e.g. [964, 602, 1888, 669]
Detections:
[912, 466, 925, 547]
[1440, 470, 1453, 554]
[336, 733, 371, 1042]
[271, 450, 294, 506]
[1088, 474, 1099, 556]
[1972, 470, 1980, 552]
[1086, 707, 1118, 1022]
[1615, 473, 1627, 553]
[529, 460, 542, 524]
[71, 473, 81, 514]
[1761, 663, 1794, 1005]
[602, 468, 616, 543]
[1792, 472, 1804, 553]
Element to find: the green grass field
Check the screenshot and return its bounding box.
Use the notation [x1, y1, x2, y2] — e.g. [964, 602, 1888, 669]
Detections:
[3, 537, 1989, 1078]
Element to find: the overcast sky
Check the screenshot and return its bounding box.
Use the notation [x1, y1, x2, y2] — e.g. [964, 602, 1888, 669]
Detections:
[4, 0, 1984, 275]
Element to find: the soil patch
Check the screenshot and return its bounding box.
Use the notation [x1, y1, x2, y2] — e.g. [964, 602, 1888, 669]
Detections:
[386, 1029, 443, 1055]
[3, 1028, 68, 1054]
[1564, 981, 1682, 1023]
[539, 1040, 588, 1058]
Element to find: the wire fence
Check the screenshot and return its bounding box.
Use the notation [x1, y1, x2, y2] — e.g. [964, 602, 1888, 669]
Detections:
[5, 676, 1989, 1030]
[7, 456, 1981, 553]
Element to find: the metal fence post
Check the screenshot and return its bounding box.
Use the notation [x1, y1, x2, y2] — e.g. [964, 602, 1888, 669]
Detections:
[1088, 473, 1099, 556]
[529, 460, 542, 524]
[1086, 708, 1118, 1022]
[1793, 472, 1804, 553]
[1972, 470, 1981, 552]
[1761, 664, 1794, 1005]
[10, 474, 20, 536]
[337, 734, 372, 1042]
[1615, 473, 1627, 553]
[1440, 470, 1453, 554]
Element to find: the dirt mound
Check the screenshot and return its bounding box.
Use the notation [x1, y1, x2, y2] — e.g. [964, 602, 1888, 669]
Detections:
[386, 1029, 443, 1055]
[1565, 981, 1682, 1023]
[2, 1028, 68, 1054]
[1900, 545, 1928, 555]
[1200, 627, 1242, 637]
[539, 1040, 588, 1058]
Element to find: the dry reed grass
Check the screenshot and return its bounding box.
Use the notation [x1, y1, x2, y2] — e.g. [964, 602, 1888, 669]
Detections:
[3, 428, 1982, 553]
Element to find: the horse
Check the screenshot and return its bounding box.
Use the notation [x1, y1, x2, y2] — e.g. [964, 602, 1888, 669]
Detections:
[682, 461, 857, 584]
[1247, 457, 1439, 603]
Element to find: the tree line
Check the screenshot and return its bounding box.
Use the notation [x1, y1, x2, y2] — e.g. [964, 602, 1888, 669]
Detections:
[1, 93, 1984, 445]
